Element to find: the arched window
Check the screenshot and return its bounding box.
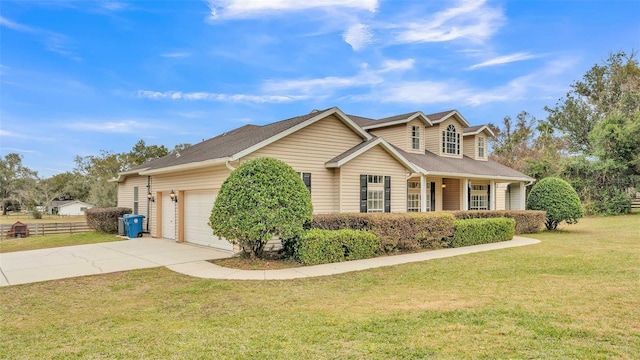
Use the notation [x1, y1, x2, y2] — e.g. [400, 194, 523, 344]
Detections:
[442, 124, 460, 155]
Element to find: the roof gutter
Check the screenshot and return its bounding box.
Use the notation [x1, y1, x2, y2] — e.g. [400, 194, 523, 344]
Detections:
[414, 166, 534, 182]
[139, 157, 231, 175]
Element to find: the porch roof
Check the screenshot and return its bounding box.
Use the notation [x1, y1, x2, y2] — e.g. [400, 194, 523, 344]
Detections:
[394, 146, 535, 182]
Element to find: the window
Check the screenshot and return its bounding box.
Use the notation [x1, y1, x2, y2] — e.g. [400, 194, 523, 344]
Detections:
[411, 126, 421, 150]
[368, 175, 383, 184]
[296, 172, 312, 193]
[442, 124, 460, 155]
[367, 190, 384, 212]
[361, 175, 390, 213]
[133, 186, 139, 214]
[470, 194, 488, 210]
[478, 136, 485, 158]
[472, 184, 487, 191]
[407, 180, 420, 212]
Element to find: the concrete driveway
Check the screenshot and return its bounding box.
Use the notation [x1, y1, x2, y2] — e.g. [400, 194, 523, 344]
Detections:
[0, 238, 233, 286]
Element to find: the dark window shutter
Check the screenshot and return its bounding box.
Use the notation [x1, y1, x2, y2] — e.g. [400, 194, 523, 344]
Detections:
[303, 172, 311, 193]
[487, 184, 491, 210]
[384, 176, 391, 213]
[360, 175, 367, 213]
[467, 182, 471, 210]
[430, 182, 436, 211]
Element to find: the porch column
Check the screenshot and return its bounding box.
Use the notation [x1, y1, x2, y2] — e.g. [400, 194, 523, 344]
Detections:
[463, 179, 469, 210]
[490, 180, 496, 210]
[519, 181, 527, 210]
[420, 175, 427, 212]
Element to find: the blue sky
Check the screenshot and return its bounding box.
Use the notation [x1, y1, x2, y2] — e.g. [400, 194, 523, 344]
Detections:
[1, 0, 638, 178]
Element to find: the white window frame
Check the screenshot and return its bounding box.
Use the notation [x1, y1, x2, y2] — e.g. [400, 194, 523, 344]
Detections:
[478, 136, 485, 158]
[368, 175, 383, 184]
[411, 126, 421, 150]
[442, 124, 460, 155]
[367, 190, 384, 212]
[470, 194, 488, 210]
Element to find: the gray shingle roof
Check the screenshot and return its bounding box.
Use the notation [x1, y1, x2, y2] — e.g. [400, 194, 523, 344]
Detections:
[425, 109, 456, 122]
[325, 137, 380, 164]
[463, 125, 484, 134]
[393, 145, 534, 181]
[348, 114, 377, 127]
[129, 110, 326, 172]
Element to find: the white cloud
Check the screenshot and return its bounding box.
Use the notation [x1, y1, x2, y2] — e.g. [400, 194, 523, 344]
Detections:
[66, 120, 155, 133]
[468, 52, 539, 69]
[379, 58, 414, 73]
[0, 16, 35, 32]
[161, 51, 192, 58]
[0, 147, 41, 154]
[343, 23, 373, 50]
[207, 0, 378, 20]
[0, 16, 78, 60]
[393, 0, 505, 44]
[101, 2, 128, 11]
[136, 90, 307, 103]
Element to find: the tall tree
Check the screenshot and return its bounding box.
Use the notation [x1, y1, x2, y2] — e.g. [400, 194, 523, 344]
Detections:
[0, 153, 38, 215]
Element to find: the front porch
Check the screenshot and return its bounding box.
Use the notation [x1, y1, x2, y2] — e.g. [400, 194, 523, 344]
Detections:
[406, 175, 528, 212]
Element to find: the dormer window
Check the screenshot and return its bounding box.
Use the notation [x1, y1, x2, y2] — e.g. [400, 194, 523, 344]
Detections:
[478, 136, 485, 158]
[411, 126, 420, 150]
[442, 124, 460, 155]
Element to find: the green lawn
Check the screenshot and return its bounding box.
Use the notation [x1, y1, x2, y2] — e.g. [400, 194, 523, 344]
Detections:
[1, 215, 639, 359]
[0, 232, 122, 253]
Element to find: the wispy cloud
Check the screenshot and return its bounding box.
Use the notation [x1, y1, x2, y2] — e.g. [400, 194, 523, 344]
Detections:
[207, 0, 378, 20]
[0, 147, 41, 155]
[468, 52, 539, 69]
[0, 16, 79, 60]
[343, 23, 373, 51]
[136, 90, 308, 103]
[101, 2, 129, 11]
[66, 120, 157, 133]
[392, 0, 504, 44]
[379, 58, 414, 73]
[161, 51, 192, 58]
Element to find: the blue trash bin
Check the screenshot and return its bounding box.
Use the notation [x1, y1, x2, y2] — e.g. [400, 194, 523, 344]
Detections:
[124, 214, 145, 238]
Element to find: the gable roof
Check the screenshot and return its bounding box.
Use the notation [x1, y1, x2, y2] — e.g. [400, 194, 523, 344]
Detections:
[325, 137, 418, 172]
[463, 125, 495, 137]
[360, 111, 433, 130]
[393, 146, 534, 182]
[425, 109, 471, 127]
[118, 107, 371, 179]
[51, 200, 94, 208]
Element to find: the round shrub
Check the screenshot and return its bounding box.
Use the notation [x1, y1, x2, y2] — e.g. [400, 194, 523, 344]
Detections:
[209, 157, 313, 258]
[526, 177, 583, 230]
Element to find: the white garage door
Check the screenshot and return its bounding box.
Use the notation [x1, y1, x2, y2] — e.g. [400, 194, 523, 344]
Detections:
[162, 193, 176, 240]
[184, 190, 233, 251]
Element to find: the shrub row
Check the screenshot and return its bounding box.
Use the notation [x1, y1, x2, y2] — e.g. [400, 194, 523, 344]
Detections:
[451, 217, 515, 247]
[86, 207, 132, 233]
[449, 210, 545, 234]
[294, 229, 378, 265]
[309, 212, 455, 253]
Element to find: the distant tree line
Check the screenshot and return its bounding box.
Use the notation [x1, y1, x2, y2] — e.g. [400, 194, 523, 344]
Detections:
[1, 140, 190, 215]
[489, 51, 640, 214]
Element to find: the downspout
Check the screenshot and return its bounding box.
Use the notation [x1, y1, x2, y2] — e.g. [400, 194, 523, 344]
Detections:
[146, 176, 151, 233]
[225, 160, 236, 171]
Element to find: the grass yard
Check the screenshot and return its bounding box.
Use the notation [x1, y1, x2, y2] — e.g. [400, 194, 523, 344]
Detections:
[1, 214, 639, 359]
[0, 232, 122, 253]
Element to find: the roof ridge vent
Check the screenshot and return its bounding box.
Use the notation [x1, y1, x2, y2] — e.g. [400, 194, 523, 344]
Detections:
[175, 152, 181, 158]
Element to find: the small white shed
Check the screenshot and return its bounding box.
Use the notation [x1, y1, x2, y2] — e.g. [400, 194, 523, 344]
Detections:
[50, 200, 94, 216]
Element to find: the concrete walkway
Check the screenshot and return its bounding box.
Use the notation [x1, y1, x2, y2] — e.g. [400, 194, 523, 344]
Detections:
[0, 237, 540, 286]
[167, 236, 540, 280]
[0, 238, 233, 286]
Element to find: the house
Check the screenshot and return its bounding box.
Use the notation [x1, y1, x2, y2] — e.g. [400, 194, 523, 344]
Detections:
[115, 107, 533, 250]
[50, 200, 94, 216]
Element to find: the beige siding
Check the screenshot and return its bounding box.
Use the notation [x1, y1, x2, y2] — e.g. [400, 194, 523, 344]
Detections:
[495, 183, 508, 210]
[117, 175, 151, 229]
[442, 178, 461, 210]
[339, 145, 408, 213]
[370, 124, 407, 151]
[424, 126, 440, 154]
[247, 114, 364, 214]
[405, 119, 425, 154]
[463, 136, 475, 158]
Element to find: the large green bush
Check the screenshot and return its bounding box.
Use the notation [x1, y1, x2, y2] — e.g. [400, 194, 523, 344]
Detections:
[86, 207, 132, 233]
[526, 177, 584, 230]
[308, 212, 454, 253]
[209, 157, 313, 258]
[294, 229, 378, 265]
[450, 218, 515, 247]
[450, 210, 546, 234]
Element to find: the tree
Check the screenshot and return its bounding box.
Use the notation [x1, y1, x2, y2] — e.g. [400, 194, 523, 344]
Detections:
[0, 153, 38, 215]
[126, 140, 170, 167]
[209, 157, 313, 258]
[526, 177, 584, 230]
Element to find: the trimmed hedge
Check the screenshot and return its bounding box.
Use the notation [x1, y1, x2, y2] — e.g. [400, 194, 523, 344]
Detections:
[451, 218, 515, 248]
[86, 207, 132, 233]
[450, 210, 545, 234]
[309, 212, 455, 253]
[295, 229, 378, 265]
